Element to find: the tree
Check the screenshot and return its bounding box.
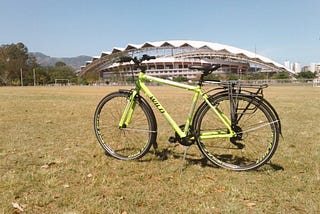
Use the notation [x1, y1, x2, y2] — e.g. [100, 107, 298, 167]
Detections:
[34, 67, 50, 85]
[0, 42, 36, 85]
[0, 43, 82, 85]
[81, 71, 99, 85]
[297, 71, 316, 79]
[47, 61, 77, 84]
[55, 61, 67, 67]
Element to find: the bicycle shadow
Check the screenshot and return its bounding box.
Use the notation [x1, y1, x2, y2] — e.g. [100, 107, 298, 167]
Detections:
[257, 162, 284, 171]
[185, 157, 284, 171]
[145, 148, 218, 169]
[146, 148, 284, 171]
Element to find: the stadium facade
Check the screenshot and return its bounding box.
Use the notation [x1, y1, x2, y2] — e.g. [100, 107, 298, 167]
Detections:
[78, 40, 294, 81]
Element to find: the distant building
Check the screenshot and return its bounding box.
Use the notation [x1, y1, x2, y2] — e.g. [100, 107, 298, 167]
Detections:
[293, 62, 301, 73]
[309, 63, 320, 73]
[284, 61, 301, 73]
[301, 65, 309, 72]
[284, 61, 291, 70]
[79, 40, 295, 80]
[105, 57, 249, 80]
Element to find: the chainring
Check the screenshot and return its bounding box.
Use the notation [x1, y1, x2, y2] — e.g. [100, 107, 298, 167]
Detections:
[175, 125, 195, 146]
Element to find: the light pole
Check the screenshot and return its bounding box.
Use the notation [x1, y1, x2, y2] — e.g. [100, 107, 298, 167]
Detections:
[33, 68, 36, 86]
[20, 68, 23, 86]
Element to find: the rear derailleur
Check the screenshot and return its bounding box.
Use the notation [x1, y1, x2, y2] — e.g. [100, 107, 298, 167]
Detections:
[230, 125, 245, 149]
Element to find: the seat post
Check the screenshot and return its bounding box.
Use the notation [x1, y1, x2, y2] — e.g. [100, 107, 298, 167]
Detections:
[198, 73, 205, 86]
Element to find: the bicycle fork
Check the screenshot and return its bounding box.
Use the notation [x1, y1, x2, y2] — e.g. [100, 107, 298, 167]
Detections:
[118, 90, 138, 128]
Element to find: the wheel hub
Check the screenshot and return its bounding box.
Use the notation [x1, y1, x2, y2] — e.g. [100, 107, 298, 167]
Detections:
[230, 125, 245, 149]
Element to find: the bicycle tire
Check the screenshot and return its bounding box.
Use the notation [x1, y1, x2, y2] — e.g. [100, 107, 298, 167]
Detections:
[94, 91, 157, 160]
[193, 94, 280, 171]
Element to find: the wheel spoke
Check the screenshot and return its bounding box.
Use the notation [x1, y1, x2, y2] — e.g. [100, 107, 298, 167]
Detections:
[120, 127, 157, 133]
[237, 120, 279, 134]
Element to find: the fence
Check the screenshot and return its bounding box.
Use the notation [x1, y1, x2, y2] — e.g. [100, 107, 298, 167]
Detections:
[235, 79, 319, 87]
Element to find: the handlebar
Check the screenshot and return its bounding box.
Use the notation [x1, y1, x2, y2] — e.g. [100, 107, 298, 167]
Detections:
[119, 54, 156, 64]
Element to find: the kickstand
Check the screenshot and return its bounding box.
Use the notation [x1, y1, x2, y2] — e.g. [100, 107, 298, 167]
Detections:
[180, 146, 190, 175]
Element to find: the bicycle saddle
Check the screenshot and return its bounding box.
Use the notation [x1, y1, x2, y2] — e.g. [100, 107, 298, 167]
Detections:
[189, 64, 221, 74]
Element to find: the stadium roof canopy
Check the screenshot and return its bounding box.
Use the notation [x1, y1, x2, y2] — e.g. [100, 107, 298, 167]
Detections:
[78, 40, 294, 76]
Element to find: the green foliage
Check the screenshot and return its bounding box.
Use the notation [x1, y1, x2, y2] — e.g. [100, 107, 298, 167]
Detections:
[226, 73, 239, 80]
[0, 42, 77, 85]
[47, 62, 77, 84]
[81, 71, 99, 85]
[0, 42, 30, 85]
[55, 61, 67, 67]
[173, 76, 188, 82]
[272, 71, 291, 79]
[34, 67, 50, 85]
[296, 71, 316, 79]
[243, 72, 268, 80]
[204, 73, 222, 81]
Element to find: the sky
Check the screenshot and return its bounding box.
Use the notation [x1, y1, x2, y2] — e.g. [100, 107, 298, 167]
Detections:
[1, 0, 319, 66]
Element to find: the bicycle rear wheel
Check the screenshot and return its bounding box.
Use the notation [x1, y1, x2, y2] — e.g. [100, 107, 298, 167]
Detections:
[94, 91, 157, 160]
[194, 94, 280, 171]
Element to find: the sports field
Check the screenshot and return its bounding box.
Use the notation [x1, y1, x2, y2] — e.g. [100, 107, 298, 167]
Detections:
[0, 85, 319, 213]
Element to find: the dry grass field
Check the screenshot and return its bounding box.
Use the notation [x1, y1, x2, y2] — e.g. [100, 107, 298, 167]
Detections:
[1, 85, 319, 213]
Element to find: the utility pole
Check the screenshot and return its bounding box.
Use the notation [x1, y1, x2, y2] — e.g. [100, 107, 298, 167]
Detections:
[254, 45, 257, 73]
[20, 68, 23, 86]
[33, 68, 36, 86]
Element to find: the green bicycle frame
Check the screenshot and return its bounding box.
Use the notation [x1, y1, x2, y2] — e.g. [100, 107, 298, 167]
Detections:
[119, 72, 236, 139]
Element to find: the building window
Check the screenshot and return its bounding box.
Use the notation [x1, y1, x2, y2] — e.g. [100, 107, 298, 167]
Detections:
[157, 65, 164, 69]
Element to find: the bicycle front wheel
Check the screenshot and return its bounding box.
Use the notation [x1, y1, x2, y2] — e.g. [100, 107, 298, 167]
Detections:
[94, 91, 157, 160]
[194, 94, 280, 171]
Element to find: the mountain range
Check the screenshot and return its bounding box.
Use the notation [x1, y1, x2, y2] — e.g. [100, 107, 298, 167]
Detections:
[30, 52, 92, 70]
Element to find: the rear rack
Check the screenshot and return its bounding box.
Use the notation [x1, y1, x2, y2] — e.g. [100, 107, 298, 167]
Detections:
[204, 80, 268, 97]
[219, 81, 268, 90]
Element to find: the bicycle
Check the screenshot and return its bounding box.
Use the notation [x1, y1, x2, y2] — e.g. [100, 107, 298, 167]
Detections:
[94, 54, 281, 171]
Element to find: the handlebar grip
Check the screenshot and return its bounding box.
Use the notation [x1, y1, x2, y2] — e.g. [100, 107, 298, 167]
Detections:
[211, 64, 221, 71]
[142, 54, 156, 61]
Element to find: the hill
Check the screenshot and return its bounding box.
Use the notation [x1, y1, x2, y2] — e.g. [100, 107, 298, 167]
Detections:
[30, 52, 92, 69]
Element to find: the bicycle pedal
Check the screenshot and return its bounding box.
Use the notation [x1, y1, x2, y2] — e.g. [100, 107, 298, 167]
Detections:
[168, 136, 177, 143]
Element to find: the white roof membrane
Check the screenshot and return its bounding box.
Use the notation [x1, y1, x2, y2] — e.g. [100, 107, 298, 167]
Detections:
[81, 40, 294, 74]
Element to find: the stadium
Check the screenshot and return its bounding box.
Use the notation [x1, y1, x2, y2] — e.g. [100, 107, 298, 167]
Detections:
[78, 40, 294, 82]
